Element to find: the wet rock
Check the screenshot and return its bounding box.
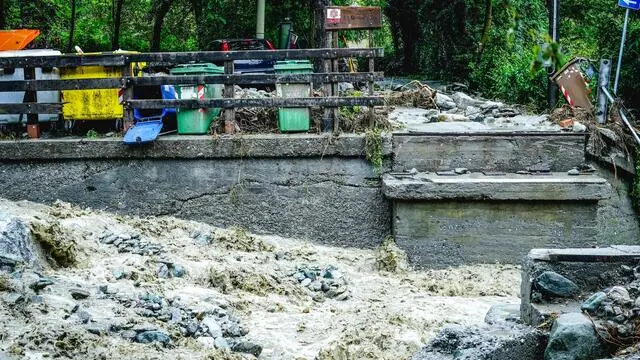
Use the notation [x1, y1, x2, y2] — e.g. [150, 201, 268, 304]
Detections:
[70, 288, 90, 300]
[185, 322, 199, 337]
[573, 122, 587, 133]
[112, 269, 125, 280]
[197, 336, 216, 348]
[412, 323, 546, 360]
[437, 113, 470, 122]
[545, 313, 606, 360]
[156, 263, 170, 279]
[202, 316, 223, 338]
[435, 93, 456, 110]
[2, 292, 24, 305]
[133, 323, 157, 333]
[29, 278, 54, 291]
[29, 295, 43, 303]
[232, 341, 263, 357]
[568, 169, 580, 176]
[0, 216, 38, 268]
[86, 325, 106, 336]
[76, 310, 92, 324]
[535, 271, 579, 298]
[581, 292, 607, 312]
[607, 286, 631, 304]
[120, 330, 137, 341]
[454, 168, 469, 175]
[451, 92, 482, 109]
[170, 264, 185, 278]
[484, 304, 520, 325]
[214, 336, 230, 350]
[135, 330, 170, 346]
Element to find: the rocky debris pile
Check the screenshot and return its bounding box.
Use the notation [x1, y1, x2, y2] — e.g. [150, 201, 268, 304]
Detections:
[384, 81, 563, 131]
[528, 267, 640, 360]
[99, 230, 163, 256]
[290, 265, 351, 301]
[412, 304, 546, 360]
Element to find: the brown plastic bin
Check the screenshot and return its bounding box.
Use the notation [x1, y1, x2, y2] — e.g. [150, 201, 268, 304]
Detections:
[551, 58, 593, 111]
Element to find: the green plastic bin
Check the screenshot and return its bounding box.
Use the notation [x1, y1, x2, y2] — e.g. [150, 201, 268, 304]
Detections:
[274, 60, 313, 132]
[170, 63, 224, 134]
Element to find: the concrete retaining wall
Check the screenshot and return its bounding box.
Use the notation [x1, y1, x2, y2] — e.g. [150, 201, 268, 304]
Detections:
[393, 133, 586, 173]
[393, 200, 601, 268]
[0, 135, 392, 248]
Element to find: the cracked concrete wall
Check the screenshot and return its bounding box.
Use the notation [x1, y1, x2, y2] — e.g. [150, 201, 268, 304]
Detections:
[0, 157, 390, 248]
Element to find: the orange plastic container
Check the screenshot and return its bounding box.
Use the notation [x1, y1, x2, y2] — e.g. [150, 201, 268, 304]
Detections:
[0, 30, 40, 50]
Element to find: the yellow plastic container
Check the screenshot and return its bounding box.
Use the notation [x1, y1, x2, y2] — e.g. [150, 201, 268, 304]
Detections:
[60, 51, 142, 121]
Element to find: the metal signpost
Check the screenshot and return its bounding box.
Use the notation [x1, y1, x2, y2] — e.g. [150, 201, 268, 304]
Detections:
[615, 0, 640, 94]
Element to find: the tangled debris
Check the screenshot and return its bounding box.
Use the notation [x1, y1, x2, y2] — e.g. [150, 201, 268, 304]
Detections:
[30, 221, 77, 268]
[383, 80, 438, 109]
[375, 236, 408, 273]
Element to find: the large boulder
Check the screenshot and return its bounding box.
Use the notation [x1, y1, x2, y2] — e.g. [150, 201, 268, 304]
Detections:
[544, 313, 606, 360]
[451, 92, 484, 109]
[0, 214, 38, 269]
[535, 271, 579, 298]
[412, 323, 546, 360]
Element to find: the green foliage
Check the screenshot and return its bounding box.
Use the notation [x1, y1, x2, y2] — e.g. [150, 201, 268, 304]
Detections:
[633, 151, 640, 215]
[86, 129, 98, 139]
[365, 127, 384, 174]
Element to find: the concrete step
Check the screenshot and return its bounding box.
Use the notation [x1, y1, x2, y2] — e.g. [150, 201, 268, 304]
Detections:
[383, 172, 619, 268]
[392, 133, 586, 173]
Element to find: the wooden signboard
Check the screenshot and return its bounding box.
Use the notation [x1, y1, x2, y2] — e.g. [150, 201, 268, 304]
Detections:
[324, 6, 382, 31]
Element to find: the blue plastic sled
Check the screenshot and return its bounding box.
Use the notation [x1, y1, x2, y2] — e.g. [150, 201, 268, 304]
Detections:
[123, 85, 177, 145]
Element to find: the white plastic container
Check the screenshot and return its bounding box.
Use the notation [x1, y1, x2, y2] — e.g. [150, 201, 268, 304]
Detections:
[0, 49, 62, 124]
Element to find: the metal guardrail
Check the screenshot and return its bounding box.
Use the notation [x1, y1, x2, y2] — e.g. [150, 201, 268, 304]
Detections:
[0, 48, 385, 134]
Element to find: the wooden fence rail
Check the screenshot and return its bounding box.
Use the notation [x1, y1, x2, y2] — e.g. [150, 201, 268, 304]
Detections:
[0, 48, 384, 135]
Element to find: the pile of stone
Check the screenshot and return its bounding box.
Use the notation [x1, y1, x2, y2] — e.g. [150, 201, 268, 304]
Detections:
[531, 268, 640, 360]
[290, 265, 351, 301]
[99, 231, 163, 256]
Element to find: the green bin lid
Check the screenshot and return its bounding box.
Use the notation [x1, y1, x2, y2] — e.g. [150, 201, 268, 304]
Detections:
[170, 63, 224, 75]
[274, 60, 313, 71]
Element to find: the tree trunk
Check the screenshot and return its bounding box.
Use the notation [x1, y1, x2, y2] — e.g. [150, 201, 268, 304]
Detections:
[477, 0, 493, 61]
[311, 0, 330, 49]
[67, 0, 76, 53]
[151, 0, 172, 52]
[0, 0, 6, 30]
[112, 0, 124, 50]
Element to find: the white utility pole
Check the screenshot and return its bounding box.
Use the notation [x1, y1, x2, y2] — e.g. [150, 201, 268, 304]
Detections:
[256, 0, 266, 39]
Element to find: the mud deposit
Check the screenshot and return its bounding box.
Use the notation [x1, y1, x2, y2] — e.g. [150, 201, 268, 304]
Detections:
[0, 198, 519, 359]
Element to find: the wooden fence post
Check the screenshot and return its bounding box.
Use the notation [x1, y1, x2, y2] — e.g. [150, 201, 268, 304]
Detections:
[122, 60, 134, 132]
[23, 67, 40, 139]
[224, 60, 236, 134]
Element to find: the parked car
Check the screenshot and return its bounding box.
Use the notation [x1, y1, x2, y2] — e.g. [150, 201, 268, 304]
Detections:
[211, 39, 276, 74]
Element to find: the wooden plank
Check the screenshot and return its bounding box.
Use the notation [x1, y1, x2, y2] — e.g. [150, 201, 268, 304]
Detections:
[0, 49, 383, 68]
[126, 97, 384, 109]
[325, 6, 382, 30]
[128, 72, 384, 86]
[0, 73, 384, 92]
[0, 103, 62, 114]
[0, 78, 122, 91]
[128, 48, 384, 63]
[0, 54, 127, 68]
